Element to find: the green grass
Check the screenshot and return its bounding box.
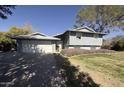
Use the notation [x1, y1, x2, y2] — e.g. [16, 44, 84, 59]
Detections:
[70, 52, 124, 83]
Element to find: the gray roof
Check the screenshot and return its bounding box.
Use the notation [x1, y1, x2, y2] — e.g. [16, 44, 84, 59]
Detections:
[70, 26, 107, 34]
[11, 32, 60, 41]
[54, 26, 107, 37]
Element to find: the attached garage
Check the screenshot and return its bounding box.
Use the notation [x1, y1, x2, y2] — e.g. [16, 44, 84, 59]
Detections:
[12, 32, 61, 53]
[21, 40, 55, 53]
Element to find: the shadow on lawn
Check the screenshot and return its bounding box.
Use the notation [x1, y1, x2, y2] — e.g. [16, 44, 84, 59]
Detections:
[54, 54, 99, 87]
[0, 52, 99, 87]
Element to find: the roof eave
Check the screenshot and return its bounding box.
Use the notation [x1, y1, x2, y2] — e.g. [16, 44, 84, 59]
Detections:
[11, 36, 60, 41]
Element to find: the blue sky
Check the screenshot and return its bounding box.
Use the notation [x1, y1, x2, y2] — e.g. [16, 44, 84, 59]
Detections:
[0, 5, 124, 39]
[0, 5, 82, 35]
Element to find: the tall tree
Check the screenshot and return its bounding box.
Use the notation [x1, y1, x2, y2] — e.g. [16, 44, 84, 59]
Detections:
[76, 6, 124, 33]
[0, 26, 32, 51]
[0, 32, 11, 43]
[0, 5, 15, 19]
[0, 26, 32, 45]
[7, 26, 31, 36]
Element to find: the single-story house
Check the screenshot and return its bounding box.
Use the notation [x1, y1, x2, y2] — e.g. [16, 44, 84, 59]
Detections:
[12, 26, 107, 53]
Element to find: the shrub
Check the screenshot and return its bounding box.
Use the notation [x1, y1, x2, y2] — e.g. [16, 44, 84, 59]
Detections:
[0, 26, 32, 52]
[101, 39, 112, 49]
[111, 36, 124, 51]
[61, 48, 115, 57]
[101, 45, 111, 49]
[102, 35, 124, 51]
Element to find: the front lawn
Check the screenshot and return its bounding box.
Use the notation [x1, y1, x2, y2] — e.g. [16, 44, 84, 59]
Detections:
[69, 52, 124, 86]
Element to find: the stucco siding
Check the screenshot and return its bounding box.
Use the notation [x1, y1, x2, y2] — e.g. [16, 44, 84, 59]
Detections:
[69, 35, 103, 46]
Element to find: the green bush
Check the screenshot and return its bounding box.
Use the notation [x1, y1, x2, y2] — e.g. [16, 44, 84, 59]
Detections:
[0, 26, 32, 52]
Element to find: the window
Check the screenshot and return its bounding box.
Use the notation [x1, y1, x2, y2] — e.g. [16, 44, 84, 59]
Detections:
[70, 32, 76, 36]
[82, 33, 93, 37]
[99, 34, 102, 38]
[76, 33, 81, 39]
[94, 34, 99, 38]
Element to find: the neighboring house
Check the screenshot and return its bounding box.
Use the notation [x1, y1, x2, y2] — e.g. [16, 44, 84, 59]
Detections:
[54, 26, 106, 50]
[12, 26, 106, 53]
[11, 32, 61, 53]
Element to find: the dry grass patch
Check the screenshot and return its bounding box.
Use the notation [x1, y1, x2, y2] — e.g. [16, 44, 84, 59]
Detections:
[69, 52, 124, 86]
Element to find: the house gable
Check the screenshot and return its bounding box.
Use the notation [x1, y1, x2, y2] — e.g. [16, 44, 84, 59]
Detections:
[72, 26, 96, 33]
[29, 32, 46, 37]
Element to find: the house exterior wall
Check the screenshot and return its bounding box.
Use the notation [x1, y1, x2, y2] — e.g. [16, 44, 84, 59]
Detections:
[66, 31, 103, 50]
[17, 40, 22, 52]
[68, 46, 101, 50]
[80, 47, 91, 50]
[55, 31, 103, 50]
[59, 32, 69, 49]
[80, 46, 101, 50]
[56, 41, 62, 52]
[69, 35, 103, 46]
[17, 40, 60, 53]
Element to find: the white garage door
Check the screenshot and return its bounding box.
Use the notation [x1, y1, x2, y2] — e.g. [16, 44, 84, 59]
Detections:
[37, 43, 53, 53]
[21, 40, 54, 53]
